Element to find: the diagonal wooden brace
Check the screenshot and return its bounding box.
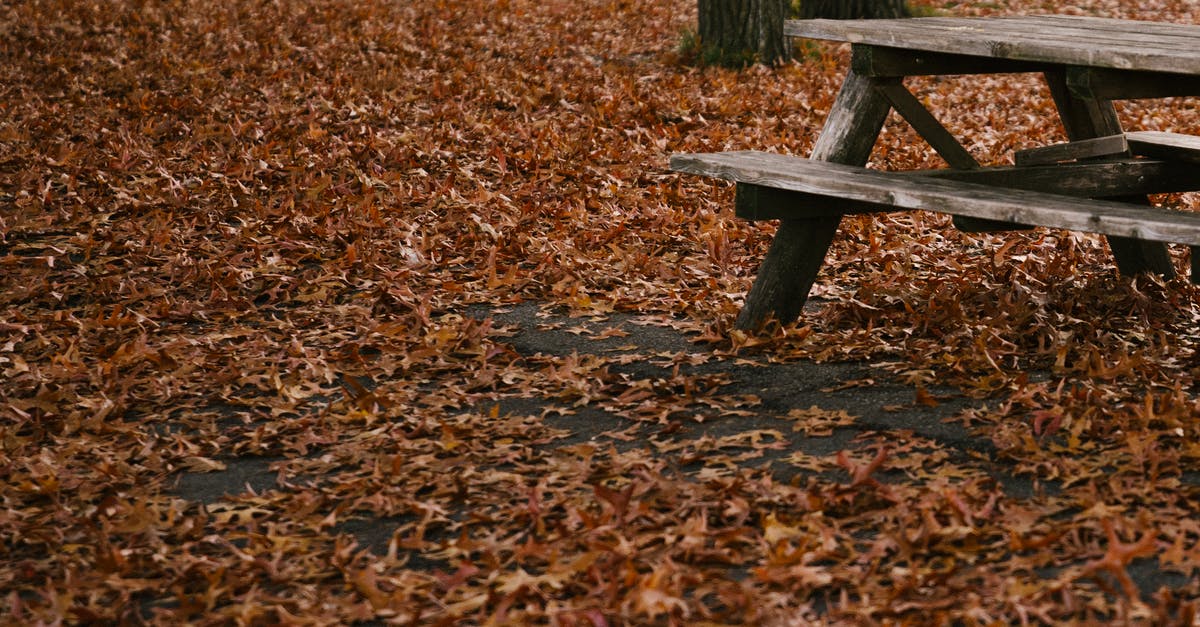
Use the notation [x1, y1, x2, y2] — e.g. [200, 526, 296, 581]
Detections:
[874, 80, 1026, 232]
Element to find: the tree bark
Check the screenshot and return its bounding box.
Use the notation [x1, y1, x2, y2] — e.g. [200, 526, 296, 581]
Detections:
[697, 0, 790, 67]
[800, 0, 909, 19]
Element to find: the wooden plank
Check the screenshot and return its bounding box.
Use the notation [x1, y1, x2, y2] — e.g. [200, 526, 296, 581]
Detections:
[1067, 67, 1200, 100]
[734, 69, 891, 330]
[1044, 69, 1176, 278]
[1127, 131, 1200, 165]
[797, 17, 1200, 53]
[977, 16, 1200, 48]
[871, 80, 998, 231]
[1014, 135, 1129, 166]
[851, 44, 1048, 78]
[785, 17, 1200, 76]
[736, 183, 891, 221]
[1011, 15, 1200, 42]
[908, 160, 1200, 197]
[669, 151, 1200, 246]
[734, 160, 1200, 222]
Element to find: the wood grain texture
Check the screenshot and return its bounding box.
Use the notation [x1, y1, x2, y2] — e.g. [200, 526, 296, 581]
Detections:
[736, 183, 888, 220]
[871, 80, 997, 230]
[1067, 67, 1200, 100]
[733, 160, 1200, 222]
[786, 16, 1200, 76]
[669, 151, 1200, 245]
[733, 69, 891, 329]
[851, 44, 1048, 77]
[1127, 131, 1200, 165]
[1014, 134, 1128, 166]
[1043, 69, 1122, 142]
[909, 160, 1200, 197]
[875, 81, 978, 170]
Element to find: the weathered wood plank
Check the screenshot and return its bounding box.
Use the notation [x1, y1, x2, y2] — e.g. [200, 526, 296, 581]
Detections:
[669, 151, 1200, 246]
[796, 17, 1200, 52]
[974, 17, 1200, 48]
[736, 183, 888, 220]
[1012, 15, 1200, 41]
[919, 158, 1200, 233]
[1014, 135, 1129, 166]
[745, 198, 1031, 235]
[733, 160, 1200, 223]
[734, 69, 891, 330]
[871, 80, 1003, 231]
[785, 17, 1200, 76]
[1127, 131, 1200, 165]
[909, 160, 1200, 197]
[851, 44, 1048, 78]
[1067, 67, 1200, 100]
[809, 71, 893, 163]
[874, 81, 978, 170]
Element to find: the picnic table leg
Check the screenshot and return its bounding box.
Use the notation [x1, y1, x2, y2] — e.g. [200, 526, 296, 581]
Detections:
[736, 69, 891, 329]
[1043, 70, 1176, 280]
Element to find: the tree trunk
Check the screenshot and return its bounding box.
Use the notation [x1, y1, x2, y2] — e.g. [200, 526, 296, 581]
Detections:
[697, 0, 790, 67]
[800, 0, 910, 19]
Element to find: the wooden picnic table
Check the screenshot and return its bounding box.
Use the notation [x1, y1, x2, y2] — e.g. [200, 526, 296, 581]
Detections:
[671, 16, 1200, 329]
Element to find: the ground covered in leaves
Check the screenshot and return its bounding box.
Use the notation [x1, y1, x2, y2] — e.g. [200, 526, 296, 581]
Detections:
[5, 0, 1200, 623]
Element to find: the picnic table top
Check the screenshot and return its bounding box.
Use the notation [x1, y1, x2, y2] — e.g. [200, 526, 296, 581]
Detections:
[785, 15, 1200, 76]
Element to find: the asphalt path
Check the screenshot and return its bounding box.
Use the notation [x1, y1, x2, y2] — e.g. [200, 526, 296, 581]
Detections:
[173, 301, 1185, 605]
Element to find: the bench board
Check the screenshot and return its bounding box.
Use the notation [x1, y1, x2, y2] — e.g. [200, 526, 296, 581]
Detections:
[735, 160, 1200, 222]
[1127, 131, 1200, 165]
[912, 159, 1200, 197]
[1013, 134, 1129, 166]
[670, 151, 1200, 245]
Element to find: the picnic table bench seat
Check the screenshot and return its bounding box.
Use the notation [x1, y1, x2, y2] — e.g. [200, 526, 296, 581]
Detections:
[669, 151, 1200, 246]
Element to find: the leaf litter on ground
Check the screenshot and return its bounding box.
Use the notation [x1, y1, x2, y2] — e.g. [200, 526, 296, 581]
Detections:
[3, 0, 1200, 623]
